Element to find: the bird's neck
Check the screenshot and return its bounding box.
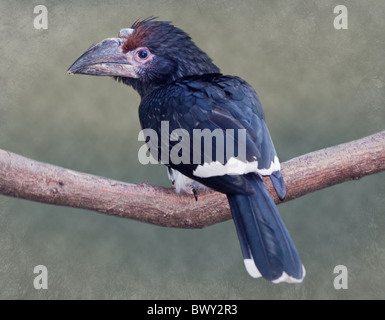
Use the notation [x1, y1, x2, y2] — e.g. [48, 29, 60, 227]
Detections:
[119, 60, 221, 98]
[120, 78, 157, 98]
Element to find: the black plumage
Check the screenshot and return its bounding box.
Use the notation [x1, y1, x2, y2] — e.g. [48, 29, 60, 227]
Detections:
[68, 18, 304, 283]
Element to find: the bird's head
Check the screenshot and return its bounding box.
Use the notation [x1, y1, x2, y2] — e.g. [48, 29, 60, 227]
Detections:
[67, 18, 220, 96]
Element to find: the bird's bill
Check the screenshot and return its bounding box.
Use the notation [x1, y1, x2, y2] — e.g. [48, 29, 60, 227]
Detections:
[67, 37, 138, 78]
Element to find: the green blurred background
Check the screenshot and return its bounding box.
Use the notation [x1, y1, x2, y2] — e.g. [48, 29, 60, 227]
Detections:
[0, 0, 384, 299]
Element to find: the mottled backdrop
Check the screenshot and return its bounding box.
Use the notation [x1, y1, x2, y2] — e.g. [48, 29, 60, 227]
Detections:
[0, 0, 384, 299]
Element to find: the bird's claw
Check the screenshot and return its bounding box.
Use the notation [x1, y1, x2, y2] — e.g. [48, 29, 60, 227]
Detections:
[192, 187, 198, 201]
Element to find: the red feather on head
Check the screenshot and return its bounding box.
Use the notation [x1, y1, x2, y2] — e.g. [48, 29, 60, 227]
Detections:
[122, 17, 160, 53]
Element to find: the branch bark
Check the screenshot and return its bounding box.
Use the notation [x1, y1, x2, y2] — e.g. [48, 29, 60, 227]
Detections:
[0, 131, 384, 228]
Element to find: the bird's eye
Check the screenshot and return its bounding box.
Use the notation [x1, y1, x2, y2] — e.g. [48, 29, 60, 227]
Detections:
[137, 49, 149, 59]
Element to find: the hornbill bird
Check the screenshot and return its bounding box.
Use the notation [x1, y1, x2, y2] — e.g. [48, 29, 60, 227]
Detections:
[67, 18, 305, 283]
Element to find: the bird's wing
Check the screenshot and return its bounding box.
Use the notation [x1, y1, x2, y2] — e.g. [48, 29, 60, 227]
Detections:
[139, 74, 285, 197]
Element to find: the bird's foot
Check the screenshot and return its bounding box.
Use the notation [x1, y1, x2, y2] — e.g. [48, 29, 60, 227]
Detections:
[191, 187, 198, 201]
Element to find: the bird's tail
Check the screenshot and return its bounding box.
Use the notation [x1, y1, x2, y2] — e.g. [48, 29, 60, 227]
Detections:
[227, 174, 305, 283]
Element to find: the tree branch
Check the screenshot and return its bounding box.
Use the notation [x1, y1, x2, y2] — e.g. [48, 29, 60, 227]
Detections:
[0, 131, 384, 228]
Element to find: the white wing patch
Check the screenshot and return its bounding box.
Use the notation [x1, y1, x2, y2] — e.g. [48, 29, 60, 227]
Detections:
[193, 156, 281, 178]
